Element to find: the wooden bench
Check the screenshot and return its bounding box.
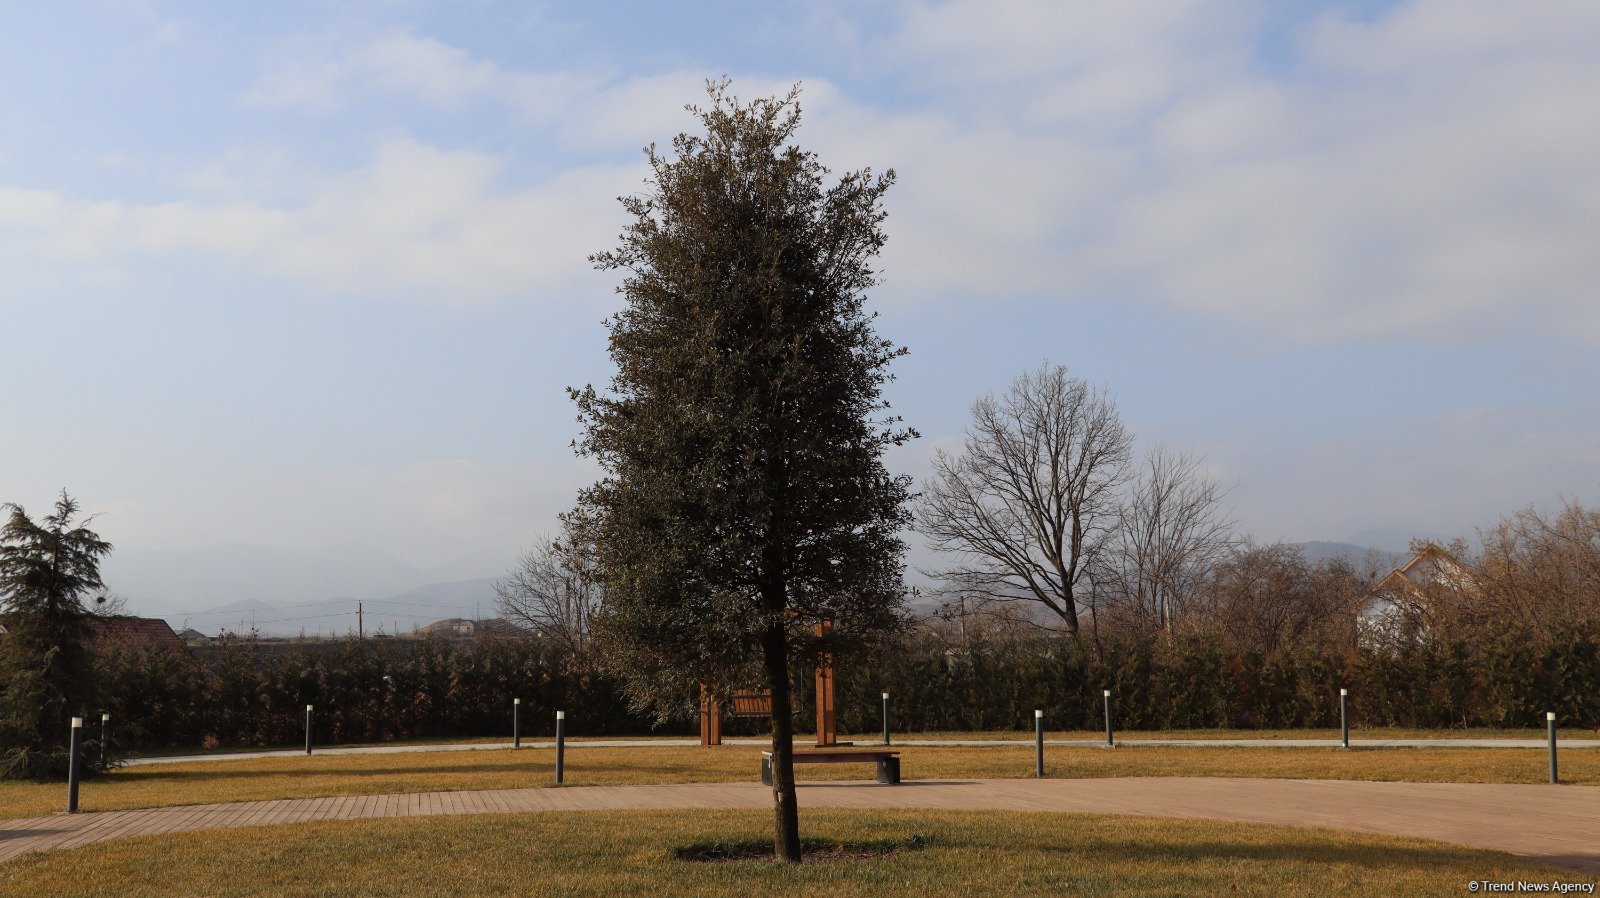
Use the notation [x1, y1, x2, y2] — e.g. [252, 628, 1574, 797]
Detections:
[761, 748, 901, 785]
[730, 691, 772, 718]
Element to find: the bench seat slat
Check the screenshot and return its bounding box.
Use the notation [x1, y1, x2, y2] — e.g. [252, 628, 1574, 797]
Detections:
[762, 750, 899, 761]
[760, 749, 901, 785]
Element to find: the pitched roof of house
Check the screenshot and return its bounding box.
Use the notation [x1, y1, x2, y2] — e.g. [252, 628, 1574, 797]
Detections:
[1367, 543, 1477, 605]
[87, 616, 185, 652]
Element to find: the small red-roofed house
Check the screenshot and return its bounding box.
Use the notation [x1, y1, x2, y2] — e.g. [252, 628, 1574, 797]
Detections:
[85, 616, 186, 654]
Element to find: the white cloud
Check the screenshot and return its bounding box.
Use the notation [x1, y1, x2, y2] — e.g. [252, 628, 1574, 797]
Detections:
[865, 0, 1600, 341]
[891, 0, 1260, 128]
[250, 32, 596, 121]
[12, 3, 1600, 341]
[0, 139, 640, 304]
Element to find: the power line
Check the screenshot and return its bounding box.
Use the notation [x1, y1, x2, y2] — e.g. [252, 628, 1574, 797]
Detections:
[166, 597, 494, 616]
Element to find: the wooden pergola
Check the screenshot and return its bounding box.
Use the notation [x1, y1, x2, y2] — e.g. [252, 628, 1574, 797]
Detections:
[698, 621, 837, 747]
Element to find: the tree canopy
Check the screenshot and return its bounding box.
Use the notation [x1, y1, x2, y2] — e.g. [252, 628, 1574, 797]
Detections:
[0, 492, 112, 779]
[573, 80, 913, 861]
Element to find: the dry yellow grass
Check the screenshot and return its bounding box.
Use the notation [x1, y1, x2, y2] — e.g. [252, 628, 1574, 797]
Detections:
[891, 726, 1600, 742]
[0, 807, 1572, 897]
[1, 742, 1593, 821]
[118, 726, 1600, 758]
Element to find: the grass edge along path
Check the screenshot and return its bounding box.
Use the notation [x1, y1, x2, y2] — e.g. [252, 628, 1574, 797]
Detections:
[2, 742, 1596, 821]
[119, 726, 1600, 760]
[2, 777, 1597, 875]
[0, 807, 1585, 897]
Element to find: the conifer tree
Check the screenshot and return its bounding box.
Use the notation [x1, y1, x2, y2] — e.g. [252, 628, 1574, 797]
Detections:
[575, 81, 913, 862]
[0, 492, 111, 779]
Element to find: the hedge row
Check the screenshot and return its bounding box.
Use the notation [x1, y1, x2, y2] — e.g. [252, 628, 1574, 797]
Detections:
[94, 635, 662, 751]
[93, 625, 1599, 753]
[827, 626, 1600, 732]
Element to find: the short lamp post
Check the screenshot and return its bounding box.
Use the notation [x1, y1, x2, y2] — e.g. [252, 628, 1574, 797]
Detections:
[555, 711, 566, 785]
[1034, 709, 1045, 778]
[1340, 689, 1350, 749]
[1103, 690, 1114, 747]
[100, 713, 111, 770]
[882, 691, 891, 746]
[1548, 712, 1559, 785]
[67, 717, 83, 813]
[513, 698, 522, 749]
[305, 705, 314, 755]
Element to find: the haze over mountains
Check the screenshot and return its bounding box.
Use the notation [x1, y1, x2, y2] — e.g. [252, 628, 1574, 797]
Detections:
[102, 542, 516, 637]
[101, 533, 1429, 638]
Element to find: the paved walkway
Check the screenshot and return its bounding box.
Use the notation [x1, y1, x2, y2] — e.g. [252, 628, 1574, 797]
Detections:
[122, 736, 1600, 766]
[2, 778, 1596, 874]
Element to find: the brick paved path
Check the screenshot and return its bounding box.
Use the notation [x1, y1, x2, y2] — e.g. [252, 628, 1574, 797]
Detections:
[2, 778, 1595, 873]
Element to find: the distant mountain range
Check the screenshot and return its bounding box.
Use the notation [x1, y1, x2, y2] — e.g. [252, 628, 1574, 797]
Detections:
[102, 535, 1428, 638]
[1294, 541, 1407, 574]
[101, 542, 516, 637]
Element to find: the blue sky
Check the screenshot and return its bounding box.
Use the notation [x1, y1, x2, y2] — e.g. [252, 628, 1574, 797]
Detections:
[4, 1, 1598, 606]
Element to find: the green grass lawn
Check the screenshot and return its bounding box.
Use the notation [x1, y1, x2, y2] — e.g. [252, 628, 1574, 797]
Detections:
[2, 742, 1594, 820]
[0, 808, 1573, 897]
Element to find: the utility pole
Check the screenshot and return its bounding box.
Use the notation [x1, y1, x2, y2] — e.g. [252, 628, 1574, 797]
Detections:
[358, 601, 364, 641]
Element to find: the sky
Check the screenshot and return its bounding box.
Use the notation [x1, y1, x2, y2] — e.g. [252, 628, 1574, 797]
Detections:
[4, 1, 1599, 614]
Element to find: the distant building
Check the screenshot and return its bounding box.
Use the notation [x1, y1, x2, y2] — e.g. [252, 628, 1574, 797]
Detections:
[1, 614, 186, 654]
[414, 617, 521, 640]
[1358, 544, 1477, 644]
[176, 628, 210, 645]
[87, 616, 187, 653]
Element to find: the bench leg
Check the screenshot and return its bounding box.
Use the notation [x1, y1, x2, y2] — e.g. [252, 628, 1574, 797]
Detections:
[876, 757, 900, 784]
[761, 756, 772, 787]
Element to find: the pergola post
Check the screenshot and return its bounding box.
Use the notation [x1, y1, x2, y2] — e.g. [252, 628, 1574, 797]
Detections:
[814, 620, 837, 747]
[698, 684, 723, 746]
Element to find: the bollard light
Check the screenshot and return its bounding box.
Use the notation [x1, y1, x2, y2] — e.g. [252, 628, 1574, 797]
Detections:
[1036, 707, 1049, 777]
[555, 710, 566, 784]
[513, 698, 522, 749]
[882, 691, 891, 746]
[1548, 712, 1559, 785]
[100, 712, 111, 770]
[1103, 690, 1114, 747]
[305, 705, 314, 755]
[1340, 689, 1350, 749]
[68, 717, 84, 813]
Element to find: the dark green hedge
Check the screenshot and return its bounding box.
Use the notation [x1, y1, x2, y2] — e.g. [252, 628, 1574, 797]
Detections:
[92, 624, 1599, 754]
[823, 625, 1598, 733]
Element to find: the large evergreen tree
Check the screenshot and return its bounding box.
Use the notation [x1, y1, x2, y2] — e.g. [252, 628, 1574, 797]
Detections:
[575, 81, 913, 862]
[0, 492, 111, 779]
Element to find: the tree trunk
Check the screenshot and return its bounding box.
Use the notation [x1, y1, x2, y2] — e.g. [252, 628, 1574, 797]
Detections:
[763, 619, 803, 863]
[1061, 580, 1081, 635]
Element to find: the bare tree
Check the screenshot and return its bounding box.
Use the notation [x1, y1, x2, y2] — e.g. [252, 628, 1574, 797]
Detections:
[494, 524, 601, 663]
[1203, 543, 1362, 654]
[917, 363, 1133, 636]
[1465, 498, 1600, 635]
[1107, 446, 1235, 632]
[91, 592, 132, 616]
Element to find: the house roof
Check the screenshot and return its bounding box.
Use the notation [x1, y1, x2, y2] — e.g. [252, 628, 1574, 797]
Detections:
[87, 616, 185, 652]
[1366, 543, 1476, 605]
